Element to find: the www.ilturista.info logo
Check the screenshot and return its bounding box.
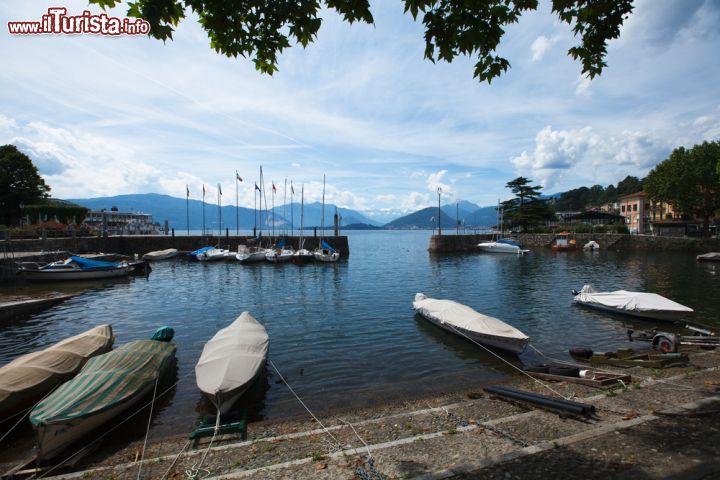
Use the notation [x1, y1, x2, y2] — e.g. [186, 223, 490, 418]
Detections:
[8, 8, 151, 36]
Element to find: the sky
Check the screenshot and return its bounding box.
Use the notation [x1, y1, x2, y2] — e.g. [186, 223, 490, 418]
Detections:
[1, 1, 719, 222]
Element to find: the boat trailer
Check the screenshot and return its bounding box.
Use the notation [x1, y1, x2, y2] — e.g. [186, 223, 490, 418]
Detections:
[627, 324, 719, 353]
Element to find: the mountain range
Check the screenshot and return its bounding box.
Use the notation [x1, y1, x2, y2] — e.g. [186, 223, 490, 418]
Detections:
[66, 193, 506, 230]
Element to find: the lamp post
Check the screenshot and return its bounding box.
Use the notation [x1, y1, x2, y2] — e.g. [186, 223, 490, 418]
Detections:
[437, 187, 442, 235]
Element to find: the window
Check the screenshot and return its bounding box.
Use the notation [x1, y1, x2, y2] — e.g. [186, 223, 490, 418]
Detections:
[621, 205, 626, 212]
[633, 204, 638, 212]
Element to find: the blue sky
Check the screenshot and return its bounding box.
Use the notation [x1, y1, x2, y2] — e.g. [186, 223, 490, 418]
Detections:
[1, 0, 719, 222]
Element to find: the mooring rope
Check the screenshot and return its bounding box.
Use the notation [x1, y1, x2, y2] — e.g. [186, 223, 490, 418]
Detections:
[136, 375, 160, 480]
[158, 440, 191, 480]
[0, 385, 59, 445]
[443, 324, 571, 400]
[185, 413, 221, 480]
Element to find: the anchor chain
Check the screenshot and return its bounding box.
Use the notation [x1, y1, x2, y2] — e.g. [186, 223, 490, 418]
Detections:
[356, 458, 384, 480]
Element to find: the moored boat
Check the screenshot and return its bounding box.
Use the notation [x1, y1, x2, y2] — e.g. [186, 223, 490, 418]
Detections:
[17, 256, 134, 281]
[477, 238, 529, 255]
[197, 248, 230, 261]
[30, 328, 176, 460]
[265, 238, 294, 263]
[697, 252, 720, 262]
[413, 293, 529, 354]
[195, 312, 269, 415]
[189, 246, 214, 260]
[0, 325, 114, 419]
[551, 232, 577, 252]
[572, 284, 694, 321]
[142, 248, 179, 261]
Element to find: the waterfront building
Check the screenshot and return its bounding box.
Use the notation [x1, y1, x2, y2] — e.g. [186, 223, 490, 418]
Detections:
[618, 191, 650, 234]
[83, 208, 163, 235]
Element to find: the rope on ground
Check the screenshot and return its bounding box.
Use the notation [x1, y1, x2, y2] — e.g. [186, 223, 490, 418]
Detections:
[436, 404, 530, 448]
[35, 366, 194, 479]
[334, 417, 385, 480]
[185, 413, 221, 480]
[268, 360, 342, 451]
[136, 374, 160, 480]
[0, 385, 59, 445]
[444, 325, 571, 400]
[158, 440, 191, 480]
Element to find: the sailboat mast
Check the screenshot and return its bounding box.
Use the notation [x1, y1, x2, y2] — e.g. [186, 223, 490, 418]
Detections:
[320, 175, 326, 245]
[300, 184, 304, 248]
[283, 178, 287, 236]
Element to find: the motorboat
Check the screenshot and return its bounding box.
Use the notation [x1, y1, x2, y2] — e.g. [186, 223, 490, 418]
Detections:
[477, 238, 529, 255]
[17, 256, 134, 281]
[413, 293, 529, 354]
[697, 252, 720, 262]
[142, 248, 178, 261]
[583, 241, 600, 251]
[0, 325, 113, 419]
[572, 285, 694, 321]
[195, 312, 269, 416]
[197, 248, 231, 261]
[30, 327, 176, 460]
[551, 232, 577, 251]
[189, 246, 214, 260]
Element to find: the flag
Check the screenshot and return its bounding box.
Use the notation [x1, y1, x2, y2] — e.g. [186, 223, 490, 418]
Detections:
[272, 183, 276, 193]
[202, 184, 205, 196]
[291, 182, 295, 194]
[186, 185, 189, 197]
[236, 171, 243, 182]
[218, 183, 222, 195]
[255, 183, 261, 192]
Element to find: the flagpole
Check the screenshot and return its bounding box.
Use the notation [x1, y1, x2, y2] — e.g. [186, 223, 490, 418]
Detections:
[202, 184, 206, 236]
[236, 171, 239, 236]
[186, 185, 190, 236]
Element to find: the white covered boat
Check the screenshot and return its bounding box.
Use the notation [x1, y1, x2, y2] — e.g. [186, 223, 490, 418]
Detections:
[413, 293, 529, 354]
[477, 238, 529, 255]
[573, 285, 694, 321]
[0, 325, 114, 419]
[265, 238, 294, 263]
[236, 247, 268, 263]
[197, 248, 230, 261]
[195, 312, 269, 415]
[18, 256, 134, 281]
[142, 248, 178, 261]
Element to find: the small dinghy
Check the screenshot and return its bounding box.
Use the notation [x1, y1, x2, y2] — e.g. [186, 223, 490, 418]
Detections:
[195, 312, 269, 415]
[18, 256, 134, 281]
[0, 325, 113, 419]
[573, 284, 693, 321]
[697, 252, 720, 262]
[413, 293, 529, 354]
[30, 327, 176, 461]
[142, 248, 178, 261]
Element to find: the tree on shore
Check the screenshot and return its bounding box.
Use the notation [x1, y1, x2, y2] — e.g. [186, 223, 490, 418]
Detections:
[0, 145, 51, 226]
[644, 141, 720, 235]
[500, 177, 554, 231]
[91, 0, 633, 84]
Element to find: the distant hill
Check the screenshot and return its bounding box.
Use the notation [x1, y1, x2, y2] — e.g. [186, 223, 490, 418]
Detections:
[463, 205, 499, 227]
[67, 193, 379, 230]
[441, 200, 481, 220]
[384, 207, 455, 229]
[341, 223, 384, 230]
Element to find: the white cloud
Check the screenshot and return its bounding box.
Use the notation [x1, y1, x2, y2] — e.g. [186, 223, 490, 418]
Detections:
[531, 35, 559, 62]
[511, 125, 672, 188]
[574, 75, 592, 96]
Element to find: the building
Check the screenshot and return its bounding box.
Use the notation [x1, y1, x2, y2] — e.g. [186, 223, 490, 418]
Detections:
[618, 192, 649, 234]
[84, 209, 163, 235]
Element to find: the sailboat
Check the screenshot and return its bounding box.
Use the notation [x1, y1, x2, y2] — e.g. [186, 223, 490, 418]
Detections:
[293, 184, 314, 264]
[237, 167, 270, 263]
[314, 175, 340, 262]
[477, 204, 529, 255]
[265, 237, 294, 263]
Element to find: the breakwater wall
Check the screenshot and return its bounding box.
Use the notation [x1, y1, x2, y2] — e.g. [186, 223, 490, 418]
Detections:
[2, 234, 349, 257]
[428, 233, 720, 253]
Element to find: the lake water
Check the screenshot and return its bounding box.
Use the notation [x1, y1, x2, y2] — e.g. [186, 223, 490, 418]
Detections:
[2, 231, 719, 448]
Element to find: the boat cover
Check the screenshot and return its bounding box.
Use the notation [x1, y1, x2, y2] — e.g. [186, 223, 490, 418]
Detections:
[143, 248, 178, 259]
[413, 293, 528, 340]
[497, 239, 521, 248]
[195, 312, 268, 407]
[321, 240, 336, 253]
[0, 325, 113, 417]
[30, 340, 176, 425]
[69, 256, 120, 270]
[697, 252, 720, 262]
[574, 285, 693, 314]
[190, 246, 213, 256]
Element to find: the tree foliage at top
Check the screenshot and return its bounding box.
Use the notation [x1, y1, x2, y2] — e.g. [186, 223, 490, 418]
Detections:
[0, 145, 51, 226]
[644, 141, 720, 234]
[500, 176, 554, 231]
[553, 175, 643, 211]
[90, 0, 633, 83]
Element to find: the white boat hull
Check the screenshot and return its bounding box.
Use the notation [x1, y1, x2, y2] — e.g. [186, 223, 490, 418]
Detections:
[265, 250, 294, 263]
[477, 242, 528, 254]
[417, 311, 528, 354]
[20, 266, 134, 281]
[142, 249, 178, 261]
[574, 301, 689, 322]
[314, 251, 340, 262]
[237, 250, 268, 263]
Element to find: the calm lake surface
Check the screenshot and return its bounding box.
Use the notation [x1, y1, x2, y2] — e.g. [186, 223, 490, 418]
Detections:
[2, 230, 719, 446]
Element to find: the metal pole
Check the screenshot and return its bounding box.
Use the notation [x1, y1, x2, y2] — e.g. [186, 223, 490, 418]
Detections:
[437, 187, 442, 235]
[236, 171, 239, 236]
[186, 185, 190, 236]
[202, 185, 205, 236]
[456, 202, 459, 235]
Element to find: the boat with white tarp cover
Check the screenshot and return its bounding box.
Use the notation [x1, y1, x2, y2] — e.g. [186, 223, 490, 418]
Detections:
[413, 293, 529, 354]
[572, 284, 694, 321]
[0, 325, 113, 419]
[195, 312, 269, 415]
[142, 248, 178, 261]
[30, 328, 176, 460]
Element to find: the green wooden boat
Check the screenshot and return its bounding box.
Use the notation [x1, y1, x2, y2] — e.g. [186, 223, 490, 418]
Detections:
[30, 335, 176, 461]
